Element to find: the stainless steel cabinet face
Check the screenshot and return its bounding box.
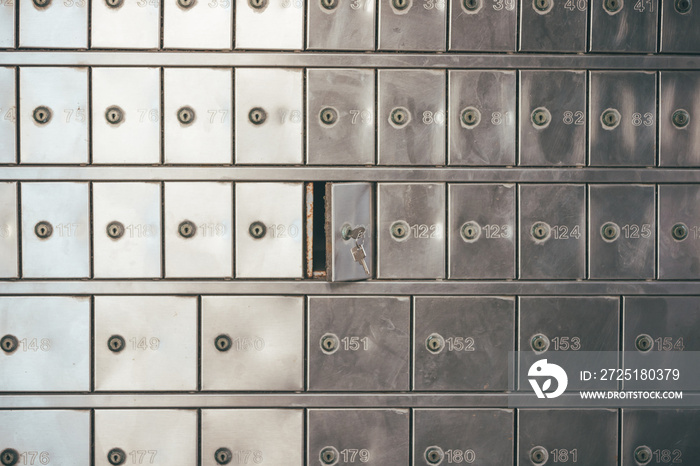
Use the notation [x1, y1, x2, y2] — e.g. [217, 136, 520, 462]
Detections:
[235, 183, 303, 278]
[378, 70, 446, 165]
[414, 409, 514, 466]
[308, 409, 410, 466]
[590, 0, 658, 52]
[377, 183, 445, 279]
[519, 184, 586, 279]
[92, 67, 160, 164]
[201, 296, 304, 391]
[0, 67, 15, 163]
[0, 410, 90, 466]
[202, 409, 303, 466]
[95, 410, 197, 466]
[235, 68, 303, 164]
[414, 297, 515, 391]
[622, 410, 700, 466]
[0, 182, 18, 278]
[448, 70, 516, 166]
[662, 0, 700, 52]
[0, 297, 90, 392]
[164, 182, 233, 278]
[589, 184, 655, 279]
[659, 185, 700, 279]
[589, 72, 657, 166]
[93, 182, 161, 278]
[92, 0, 159, 48]
[163, 0, 232, 49]
[307, 69, 375, 165]
[518, 410, 618, 466]
[235, 0, 303, 50]
[659, 72, 700, 166]
[21, 182, 90, 278]
[20, 67, 88, 164]
[94, 296, 198, 391]
[519, 0, 586, 52]
[307, 0, 375, 50]
[307, 296, 410, 391]
[164, 68, 232, 164]
[519, 70, 586, 166]
[624, 297, 700, 352]
[449, 0, 515, 51]
[0, 1, 12, 47]
[449, 184, 515, 279]
[378, 0, 445, 50]
[19, 0, 87, 48]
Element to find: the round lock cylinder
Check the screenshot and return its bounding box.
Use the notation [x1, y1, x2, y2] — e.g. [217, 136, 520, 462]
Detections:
[0, 335, 19, 354]
[601, 108, 621, 129]
[320, 0, 338, 10]
[34, 221, 53, 239]
[531, 107, 551, 128]
[107, 335, 126, 353]
[107, 448, 127, 466]
[105, 0, 124, 7]
[177, 0, 196, 8]
[425, 446, 445, 465]
[531, 334, 550, 353]
[460, 107, 481, 128]
[106, 221, 125, 240]
[672, 109, 690, 128]
[105, 106, 125, 125]
[390, 221, 410, 241]
[675, 0, 692, 13]
[533, 0, 551, 12]
[460, 221, 481, 242]
[530, 446, 548, 465]
[177, 106, 196, 125]
[178, 220, 197, 239]
[603, 0, 623, 12]
[32, 106, 52, 125]
[215, 334, 232, 352]
[462, 0, 481, 11]
[248, 107, 267, 125]
[601, 222, 620, 242]
[319, 107, 339, 126]
[425, 333, 445, 354]
[320, 447, 339, 465]
[32, 0, 51, 7]
[389, 107, 410, 127]
[249, 221, 267, 239]
[635, 334, 653, 352]
[531, 222, 550, 241]
[391, 0, 410, 9]
[634, 446, 652, 465]
[0, 449, 19, 466]
[249, 0, 268, 8]
[320, 333, 340, 354]
[215, 448, 233, 465]
[672, 223, 689, 241]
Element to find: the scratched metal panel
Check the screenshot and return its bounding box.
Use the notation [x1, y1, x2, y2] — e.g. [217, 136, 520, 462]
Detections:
[659, 72, 700, 166]
[307, 0, 375, 50]
[622, 410, 700, 466]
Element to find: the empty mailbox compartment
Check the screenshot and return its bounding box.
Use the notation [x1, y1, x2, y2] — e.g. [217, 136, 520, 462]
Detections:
[589, 184, 655, 279]
[0, 67, 15, 164]
[449, 184, 515, 279]
[519, 184, 586, 279]
[0, 1, 13, 47]
[235, 0, 303, 50]
[307, 0, 375, 50]
[164, 68, 232, 164]
[307, 69, 375, 165]
[308, 409, 410, 466]
[662, 0, 700, 52]
[21, 182, 90, 278]
[448, 70, 516, 166]
[622, 410, 700, 466]
[520, 70, 586, 166]
[378, 0, 445, 50]
[0, 182, 18, 278]
[377, 183, 445, 279]
[308, 296, 410, 391]
[589, 71, 657, 166]
[94, 296, 198, 391]
[163, 0, 232, 49]
[519, 0, 586, 52]
[659, 185, 700, 279]
[92, 0, 159, 48]
[378, 70, 446, 166]
[235, 182, 303, 278]
[20, 67, 88, 164]
[449, 0, 515, 51]
[235, 68, 303, 164]
[95, 410, 197, 466]
[164, 182, 233, 278]
[590, 0, 657, 52]
[201, 296, 304, 391]
[0, 296, 90, 392]
[92, 67, 160, 164]
[659, 72, 700, 166]
[414, 297, 515, 391]
[414, 409, 514, 465]
[19, 0, 87, 48]
[202, 409, 303, 466]
[93, 182, 161, 278]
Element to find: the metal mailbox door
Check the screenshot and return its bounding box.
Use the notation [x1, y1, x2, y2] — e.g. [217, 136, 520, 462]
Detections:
[378, 70, 446, 166]
[519, 0, 587, 52]
[21, 182, 90, 278]
[94, 296, 198, 391]
[659, 185, 700, 279]
[414, 297, 515, 391]
[235, 68, 303, 164]
[19, 0, 87, 48]
[518, 410, 619, 466]
[201, 409, 303, 466]
[307, 69, 375, 165]
[95, 410, 197, 466]
[519, 184, 586, 279]
[414, 409, 514, 465]
[589, 184, 655, 279]
[0, 296, 90, 392]
[201, 296, 304, 391]
[449, 0, 515, 51]
[307, 296, 410, 391]
[0, 410, 90, 466]
[448, 70, 516, 166]
[0, 1, 12, 47]
[92, 67, 160, 164]
[19, 67, 88, 164]
[519, 70, 586, 166]
[235, 182, 303, 278]
[0, 67, 15, 164]
[624, 297, 700, 353]
[377, 183, 445, 279]
[661, 0, 700, 52]
[448, 183, 515, 279]
[659, 72, 700, 166]
[589, 71, 657, 166]
[590, 0, 658, 52]
[164, 68, 232, 164]
[91, 0, 159, 48]
[93, 182, 161, 279]
[622, 410, 700, 466]
[163, 0, 232, 49]
[326, 182, 374, 281]
[235, 0, 304, 50]
[378, 0, 446, 50]
[0, 182, 18, 278]
[307, 0, 375, 50]
[308, 409, 410, 466]
[164, 182, 233, 278]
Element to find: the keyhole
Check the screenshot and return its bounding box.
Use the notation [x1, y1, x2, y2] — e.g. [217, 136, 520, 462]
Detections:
[249, 221, 267, 239]
[320, 0, 338, 9]
[178, 220, 197, 239]
[215, 335, 232, 352]
[177, 106, 195, 125]
[34, 221, 53, 239]
[463, 0, 480, 10]
[392, 0, 409, 9]
[107, 448, 126, 466]
[33, 106, 52, 124]
[390, 107, 410, 127]
[531, 222, 550, 241]
[320, 447, 339, 465]
[107, 335, 125, 353]
[425, 333, 444, 353]
[215, 448, 232, 465]
[248, 107, 267, 125]
[106, 0, 124, 7]
[320, 334, 339, 354]
[320, 107, 338, 126]
[425, 447, 444, 465]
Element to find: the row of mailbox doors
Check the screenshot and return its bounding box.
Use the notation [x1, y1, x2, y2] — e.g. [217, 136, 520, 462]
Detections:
[0, 181, 698, 280]
[1, 67, 698, 167]
[1, 408, 699, 465]
[0, 295, 696, 392]
[0, 0, 696, 52]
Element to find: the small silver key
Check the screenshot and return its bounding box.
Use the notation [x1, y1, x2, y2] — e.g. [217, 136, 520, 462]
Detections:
[351, 243, 371, 276]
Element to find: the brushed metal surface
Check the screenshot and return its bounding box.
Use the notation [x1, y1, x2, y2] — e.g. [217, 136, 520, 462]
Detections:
[0, 67, 15, 163]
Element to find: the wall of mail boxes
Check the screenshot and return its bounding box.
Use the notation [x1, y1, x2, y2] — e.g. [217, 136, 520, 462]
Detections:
[1, 67, 700, 166]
